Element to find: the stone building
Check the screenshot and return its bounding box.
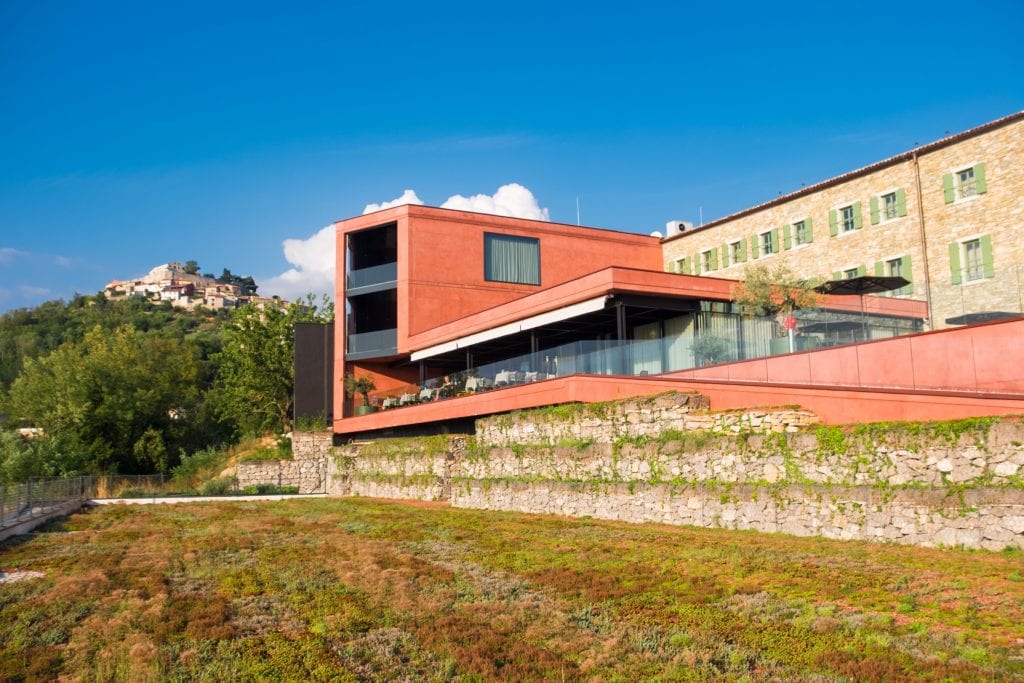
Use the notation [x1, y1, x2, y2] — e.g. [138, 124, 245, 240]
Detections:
[661, 111, 1024, 329]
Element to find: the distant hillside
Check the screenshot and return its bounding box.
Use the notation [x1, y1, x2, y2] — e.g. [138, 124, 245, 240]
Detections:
[0, 293, 226, 392]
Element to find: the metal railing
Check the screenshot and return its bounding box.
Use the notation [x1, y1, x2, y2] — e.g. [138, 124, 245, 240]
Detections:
[0, 476, 93, 530]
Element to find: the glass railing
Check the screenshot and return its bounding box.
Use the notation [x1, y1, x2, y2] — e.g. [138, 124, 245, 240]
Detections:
[364, 306, 936, 410]
[347, 328, 397, 356]
[347, 262, 397, 291]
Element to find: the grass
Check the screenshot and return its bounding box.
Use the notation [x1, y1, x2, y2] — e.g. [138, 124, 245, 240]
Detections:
[1, 498, 1022, 681]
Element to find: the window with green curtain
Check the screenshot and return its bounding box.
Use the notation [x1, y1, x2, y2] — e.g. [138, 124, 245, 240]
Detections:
[484, 233, 540, 285]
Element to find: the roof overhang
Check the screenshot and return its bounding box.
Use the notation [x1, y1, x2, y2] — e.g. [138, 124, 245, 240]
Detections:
[411, 295, 609, 362]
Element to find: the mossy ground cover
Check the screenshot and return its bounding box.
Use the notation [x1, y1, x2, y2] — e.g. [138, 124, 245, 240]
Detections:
[1, 499, 1022, 681]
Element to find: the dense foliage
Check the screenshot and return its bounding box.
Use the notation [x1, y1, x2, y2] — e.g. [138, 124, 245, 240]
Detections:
[213, 295, 333, 435]
[0, 293, 331, 481]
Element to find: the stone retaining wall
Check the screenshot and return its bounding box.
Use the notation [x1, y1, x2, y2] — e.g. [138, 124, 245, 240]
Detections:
[235, 431, 334, 493]
[326, 394, 1024, 550]
[452, 481, 1024, 551]
[475, 393, 818, 447]
[236, 458, 327, 493]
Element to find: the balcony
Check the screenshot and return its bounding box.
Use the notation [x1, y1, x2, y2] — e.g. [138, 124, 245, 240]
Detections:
[347, 328, 398, 359]
[347, 262, 397, 293]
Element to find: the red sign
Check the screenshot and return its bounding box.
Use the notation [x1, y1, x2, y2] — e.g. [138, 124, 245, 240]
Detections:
[782, 315, 797, 331]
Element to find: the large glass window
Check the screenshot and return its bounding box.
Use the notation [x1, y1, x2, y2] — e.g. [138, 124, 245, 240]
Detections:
[484, 233, 540, 285]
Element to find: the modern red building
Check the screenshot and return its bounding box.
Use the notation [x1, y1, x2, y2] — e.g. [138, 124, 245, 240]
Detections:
[318, 203, 1024, 439]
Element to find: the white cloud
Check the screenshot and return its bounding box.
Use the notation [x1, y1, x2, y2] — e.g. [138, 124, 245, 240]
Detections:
[362, 189, 424, 214]
[264, 183, 549, 301]
[441, 183, 549, 221]
[260, 225, 335, 301]
[0, 247, 23, 264]
[17, 285, 50, 297]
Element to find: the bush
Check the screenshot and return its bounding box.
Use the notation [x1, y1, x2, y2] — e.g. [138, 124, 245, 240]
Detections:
[172, 445, 228, 488]
[199, 477, 236, 496]
[241, 483, 300, 495]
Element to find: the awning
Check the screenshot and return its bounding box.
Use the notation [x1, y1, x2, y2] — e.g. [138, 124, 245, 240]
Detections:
[410, 295, 609, 362]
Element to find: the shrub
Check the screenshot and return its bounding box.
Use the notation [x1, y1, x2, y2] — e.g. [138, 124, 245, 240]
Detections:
[241, 484, 300, 495]
[199, 476, 236, 496]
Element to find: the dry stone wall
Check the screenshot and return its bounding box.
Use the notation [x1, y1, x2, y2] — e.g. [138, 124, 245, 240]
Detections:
[453, 481, 1024, 551]
[474, 392, 818, 447]
[326, 393, 1024, 550]
[235, 431, 333, 493]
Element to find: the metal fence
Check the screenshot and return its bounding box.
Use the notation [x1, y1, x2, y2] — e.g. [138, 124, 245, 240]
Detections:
[0, 476, 93, 530]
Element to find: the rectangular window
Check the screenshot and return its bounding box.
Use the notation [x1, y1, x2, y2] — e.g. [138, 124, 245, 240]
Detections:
[760, 231, 775, 255]
[484, 233, 540, 285]
[700, 249, 713, 272]
[675, 257, 689, 275]
[729, 240, 743, 263]
[963, 238, 983, 281]
[887, 257, 903, 279]
[844, 267, 860, 279]
[882, 192, 899, 221]
[841, 205, 856, 232]
[793, 220, 808, 246]
[958, 167, 977, 199]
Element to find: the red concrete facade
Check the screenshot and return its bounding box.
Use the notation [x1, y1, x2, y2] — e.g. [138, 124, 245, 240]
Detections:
[331, 205, 1014, 435]
[334, 205, 663, 420]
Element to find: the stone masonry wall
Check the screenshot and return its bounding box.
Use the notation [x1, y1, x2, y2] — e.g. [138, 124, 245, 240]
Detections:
[453, 481, 1024, 551]
[328, 392, 1024, 550]
[660, 116, 1024, 329]
[474, 392, 817, 447]
[235, 430, 333, 493]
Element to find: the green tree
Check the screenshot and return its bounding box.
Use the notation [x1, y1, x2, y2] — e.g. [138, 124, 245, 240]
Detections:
[214, 295, 333, 434]
[183, 260, 200, 274]
[7, 325, 204, 473]
[731, 264, 820, 322]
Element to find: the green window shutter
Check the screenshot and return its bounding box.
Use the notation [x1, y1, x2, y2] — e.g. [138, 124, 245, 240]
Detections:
[738, 240, 747, 262]
[896, 188, 907, 217]
[710, 247, 719, 271]
[770, 228, 780, 253]
[857, 264, 866, 277]
[874, 261, 884, 277]
[694, 253, 702, 275]
[782, 224, 792, 250]
[869, 196, 880, 225]
[853, 201, 863, 230]
[974, 163, 987, 194]
[980, 234, 994, 278]
[943, 173, 955, 204]
[721, 243, 730, 268]
[948, 242, 962, 284]
[902, 255, 913, 295]
[832, 270, 842, 281]
[750, 234, 760, 259]
[805, 217, 814, 243]
[828, 209, 838, 236]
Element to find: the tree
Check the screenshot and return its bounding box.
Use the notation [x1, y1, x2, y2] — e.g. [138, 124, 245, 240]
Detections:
[731, 264, 820, 323]
[214, 295, 333, 434]
[6, 325, 205, 473]
[184, 260, 200, 275]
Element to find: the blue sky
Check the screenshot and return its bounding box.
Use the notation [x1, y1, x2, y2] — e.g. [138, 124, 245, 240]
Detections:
[1, 0, 1022, 311]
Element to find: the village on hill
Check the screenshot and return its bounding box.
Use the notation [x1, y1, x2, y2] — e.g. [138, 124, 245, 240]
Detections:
[103, 261, 283, 311]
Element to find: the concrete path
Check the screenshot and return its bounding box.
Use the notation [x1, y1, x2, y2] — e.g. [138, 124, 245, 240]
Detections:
[88, 493, 328, 505]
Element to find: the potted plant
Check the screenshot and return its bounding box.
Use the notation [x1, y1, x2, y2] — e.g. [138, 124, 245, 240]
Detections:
[344, 373, 378, 415]
[732, 264, 820, 354]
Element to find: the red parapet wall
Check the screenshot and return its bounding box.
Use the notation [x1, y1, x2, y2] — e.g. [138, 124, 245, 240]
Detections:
[666, 317, 1024, 395]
